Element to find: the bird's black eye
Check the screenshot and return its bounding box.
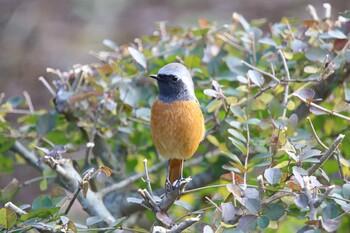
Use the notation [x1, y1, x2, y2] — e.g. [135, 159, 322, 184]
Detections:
[170, 75, 179, 82]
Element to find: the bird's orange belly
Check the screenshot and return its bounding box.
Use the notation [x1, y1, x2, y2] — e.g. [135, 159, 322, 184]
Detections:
[150, 98, 205, 160]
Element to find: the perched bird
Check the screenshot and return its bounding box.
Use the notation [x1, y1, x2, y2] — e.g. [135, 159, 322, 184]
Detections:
[150, 63, 205, 189]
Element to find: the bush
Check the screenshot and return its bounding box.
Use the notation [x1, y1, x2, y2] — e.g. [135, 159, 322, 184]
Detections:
[1, 4, 350, 233]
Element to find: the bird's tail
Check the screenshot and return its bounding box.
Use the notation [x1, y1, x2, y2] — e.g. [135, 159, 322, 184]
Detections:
[168, 159, 183, 184]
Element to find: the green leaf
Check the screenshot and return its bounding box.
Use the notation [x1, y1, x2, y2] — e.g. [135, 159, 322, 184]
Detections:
[184, 55, 201, 68]
[322, 203, 339, 220]
[128, 47, 147, 69]
[305, 48, 327, 62]
[6, 96, 23, 108]
[20, 207, 60, 221]
[207, 135, 220, 146]
[112, 216, 127, 228]
[264, 168, 282, 185]
[229, 137, 247, 154]
[228, 128, 246, 143]
[257, 215, 269, 229]
[0, 207, 17, 230]
[264, 203, 285, 221]
[32, 195, 53, 210]
[247, 70, 264, 87]
[243, 198, 261, 214]
[36, 113, 56, 135]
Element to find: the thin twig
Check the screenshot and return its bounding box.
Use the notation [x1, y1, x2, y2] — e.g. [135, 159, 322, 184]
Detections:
[307, 117, 328, 150]
[23, 91, 34, 113]
[84, 100, 104, 166]
[315, 185, 335, 208]
[278, 49, 291, 118]
[257, 175, 264, 201]
[205, 196, 222, 212]
[293, 94, 350, 121]
[307, 134, 345, 176]
[20, 175, 56, 188]
[307, 4, 320, 20]
[243, 122, 250, 188]
[38, 76, 56, 97]
[334, 152, 345, 181]
[99, 160, 167, 197]
[64, 182, 82, 215]
[143, 159, 154, 197]
[0, 109, 41, 115]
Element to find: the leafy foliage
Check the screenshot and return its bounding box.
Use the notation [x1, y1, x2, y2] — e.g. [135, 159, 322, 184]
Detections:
[1, 4, 350, 233]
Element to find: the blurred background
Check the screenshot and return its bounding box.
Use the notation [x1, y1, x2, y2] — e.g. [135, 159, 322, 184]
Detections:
[0, 0, 349, 220]
[1, 0, 349, 110]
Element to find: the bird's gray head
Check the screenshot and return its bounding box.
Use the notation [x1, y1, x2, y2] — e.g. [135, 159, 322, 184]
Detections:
[150, 63, 196, 103]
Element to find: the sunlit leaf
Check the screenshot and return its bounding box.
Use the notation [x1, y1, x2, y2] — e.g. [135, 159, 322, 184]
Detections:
[291, 39, 307, 53]
[294, 89, 315, 101]
[264, 168, 282, 185]
[86, 216, 104, 226]
[228, 128, 246, 143]
[328, 30, 347, 39]
[305, 48, 327, 62]
[82, 181, 89, 199]
[221, 202, 236, 224]
[0, 207, 17, 230]
[310, 106, 327, 115]
[248, 70, 264, 87]
[128, 47, 147, 69]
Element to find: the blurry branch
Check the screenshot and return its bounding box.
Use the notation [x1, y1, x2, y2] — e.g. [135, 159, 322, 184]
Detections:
[293, 93, 350, 121]
[23, 91, 34, 113]
[84, 99, 105, 168]
[41, 156, 116, 226]
[278, 49, 290, 118]
[99, 160, 167, 197]
[12, 141, 42, 170]
[151, 215, 200, 233]
[105, 155, 227, 218]
[307, 134, 345, 176]
[307, 117, 328, 150]
[11, 140, 116, 226]
[293, 65, 350, 122]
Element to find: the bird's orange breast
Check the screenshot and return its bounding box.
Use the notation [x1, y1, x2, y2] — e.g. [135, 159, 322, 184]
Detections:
[150, 98, 205, 160]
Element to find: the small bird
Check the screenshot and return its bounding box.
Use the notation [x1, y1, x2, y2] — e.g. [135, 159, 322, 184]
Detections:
[150, 63, 205, 189]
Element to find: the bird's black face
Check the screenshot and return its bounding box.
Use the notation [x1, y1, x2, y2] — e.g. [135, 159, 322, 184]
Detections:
[150, 74, 193, 103]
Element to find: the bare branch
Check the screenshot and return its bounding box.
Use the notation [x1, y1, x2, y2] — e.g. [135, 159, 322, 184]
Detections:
[307, 117, 328, 150]
[307, 134, 345, 176]
[278, 49, 291, 118]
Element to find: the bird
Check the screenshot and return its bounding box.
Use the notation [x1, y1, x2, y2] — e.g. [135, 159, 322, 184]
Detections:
[149, 62, 205, 190]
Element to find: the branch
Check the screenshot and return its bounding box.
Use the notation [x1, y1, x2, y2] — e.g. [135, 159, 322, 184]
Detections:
[12, 141, 42, 171]
[293, 65, 350, 122]
[105, 156, 228, 218]
[278, 49, 291, 118]
[99, 160, 167, 197]
[307, 134, 345, 176]
[293, 93, 350, 121]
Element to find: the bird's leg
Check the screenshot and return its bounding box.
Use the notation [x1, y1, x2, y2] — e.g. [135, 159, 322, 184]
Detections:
[173, 159, 186, 192]
[165, 161, 172, 194]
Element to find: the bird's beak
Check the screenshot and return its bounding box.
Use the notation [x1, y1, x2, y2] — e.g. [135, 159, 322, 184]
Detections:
[149, 74, 159, 80]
